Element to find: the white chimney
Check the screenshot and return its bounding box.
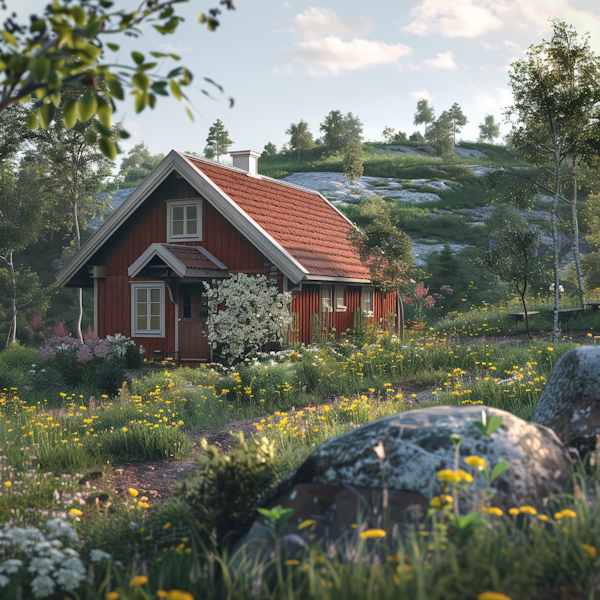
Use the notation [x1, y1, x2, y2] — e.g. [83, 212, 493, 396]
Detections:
[229, 150, 261, 175]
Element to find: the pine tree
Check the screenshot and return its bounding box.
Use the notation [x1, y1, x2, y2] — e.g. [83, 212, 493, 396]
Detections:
[204, 119, 234, 162]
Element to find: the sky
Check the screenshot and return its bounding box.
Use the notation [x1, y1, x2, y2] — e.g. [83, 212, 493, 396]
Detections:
[13, 0, 600, 164]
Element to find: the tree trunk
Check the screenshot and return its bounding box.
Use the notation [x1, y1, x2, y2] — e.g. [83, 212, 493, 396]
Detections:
[73, 201, 84, 342]
[396, 293, 404, 340]
[551, 145, 561, 343]
[9, 251, 16, 344]
[571, 162, 585, 309]
[520, 291, 531, 340]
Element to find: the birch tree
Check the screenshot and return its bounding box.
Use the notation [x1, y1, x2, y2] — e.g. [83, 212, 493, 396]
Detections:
[506, 20, 600, 341]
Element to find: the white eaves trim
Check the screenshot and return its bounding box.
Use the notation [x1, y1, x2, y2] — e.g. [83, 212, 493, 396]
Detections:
[303, 274, 371, 285]
[56, 150, 309, 287]
[175, 152, 308, 283]
[128, 243, 187, 278]
[56, 155, 179, 287]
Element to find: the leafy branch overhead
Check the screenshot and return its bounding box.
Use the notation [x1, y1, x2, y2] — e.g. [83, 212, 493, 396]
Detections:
[0, 0, 236, 158]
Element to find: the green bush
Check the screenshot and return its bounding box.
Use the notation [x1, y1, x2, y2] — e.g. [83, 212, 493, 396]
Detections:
[175, 433, 277, 544]
[0, 344, 41, 389]
[95, 358, 127, 396]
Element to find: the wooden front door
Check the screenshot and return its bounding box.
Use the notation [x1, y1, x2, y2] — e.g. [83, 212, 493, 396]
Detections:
[178, 284, 210, 362]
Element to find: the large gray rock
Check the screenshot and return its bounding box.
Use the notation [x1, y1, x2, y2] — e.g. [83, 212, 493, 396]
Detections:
[286, 405, 573, 510]
[532, 347, 600, 454]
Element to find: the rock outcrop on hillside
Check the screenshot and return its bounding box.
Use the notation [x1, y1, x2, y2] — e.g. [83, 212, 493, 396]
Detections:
[532, 347, 600, 455]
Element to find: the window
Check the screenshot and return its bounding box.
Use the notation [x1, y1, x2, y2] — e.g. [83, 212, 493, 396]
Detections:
[362, 287, 374, 317]
[166, 199, 202, 242]
[334, 287, 347, 312]
[321, 286, 333, 312]
[131, 282, 165, 337]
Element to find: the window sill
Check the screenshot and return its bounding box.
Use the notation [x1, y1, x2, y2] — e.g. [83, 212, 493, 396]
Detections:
[132, 331, 165, 338]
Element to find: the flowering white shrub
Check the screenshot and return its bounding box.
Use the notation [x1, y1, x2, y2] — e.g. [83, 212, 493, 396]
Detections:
[204, 274, 293, 363]
[0, 518, 89, 598]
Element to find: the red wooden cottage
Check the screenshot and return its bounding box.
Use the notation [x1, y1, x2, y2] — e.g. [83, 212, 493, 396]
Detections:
[56, 150, 397, 363]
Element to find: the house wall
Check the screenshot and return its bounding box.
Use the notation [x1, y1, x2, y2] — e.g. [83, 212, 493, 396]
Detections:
[94, 173, 269, 356]
[290, 286, 397, 344]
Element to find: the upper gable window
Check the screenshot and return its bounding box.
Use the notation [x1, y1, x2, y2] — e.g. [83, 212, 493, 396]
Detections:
[166, 199, 202, 242]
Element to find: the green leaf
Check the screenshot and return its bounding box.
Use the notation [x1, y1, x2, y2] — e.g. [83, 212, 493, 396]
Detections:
[93, 120, 111, 137]
[490, 461, 510, 482]
[151, 81, 169, 96]
[107, 77, 124, 100]
[27, 112, 39, 130]
[487, 416, 503, 435]
[150, 51, 180, 61]
[131, 51, 145, 65]
[148, 93, 156, 109]
[132, 73, 150, 91]
[169, 79, 181, 100]
[84, 129, 97, 144]
[185, 106, 194, 121]
[107, 43, 120, 52]
[97, 102, 112, 129]
[1, 30, 18, 47]
[473, 422, 487, 436]
[119, 129, 131, 139]
[29, 58, 51, 83]
[37, 103, 55, 130]
[76, 92, 98, 123]
[133, 91, 147, 113]
[198, 12, 206, 23]
[71, 5, 86, 27]
[30, 19, 47, 35]
[63, 101, 77, 130]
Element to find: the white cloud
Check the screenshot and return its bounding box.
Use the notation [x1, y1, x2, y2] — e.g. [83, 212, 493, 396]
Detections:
[282, 2, 293, 8]
[424, 50, 457, 69]
[288, 37, 412, 75]
[293, 7, 372, 40]
[405, 0, 511, 38]
[517, 0, 600, 51]
[411, 89, 434, 101]
[271, 64, 295, 76]
[475, 87, 512, 109]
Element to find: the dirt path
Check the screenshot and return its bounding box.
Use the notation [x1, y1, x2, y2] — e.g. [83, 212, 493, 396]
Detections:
[106, 385, 438, 502]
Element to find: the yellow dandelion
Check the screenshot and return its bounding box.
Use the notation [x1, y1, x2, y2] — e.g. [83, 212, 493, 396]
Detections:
[437, 469, 461, 483]
[129, 575, 148, 587]
[360, 529, 386, 539]
[3, 481, 11, 488]
[122, 427, 128, 433]
[458, 469, 473, 483]
[537, 515, 549, 522]
[69, 508, 83, 516]
[478, 593, 513, 600]
[519, 506, 537, 516]
[554, 509, 577, 519]
[284, 559, 300, 566]
[581, 544, 597, 560]
[509, 508, 519, 516]
[129, 488, 139, 498]
[485, 507, 503, 517]
[465, 456, 486, 471]
[106, 593, 120, 600]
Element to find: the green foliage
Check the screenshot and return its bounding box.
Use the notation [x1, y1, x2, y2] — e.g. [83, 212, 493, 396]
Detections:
[342, 138, 364, 181]
[479, 114, 501, 143]
[0, 0, 235, 157]
[286, 120, 315, 156]
[444, 102, 468, 145]
[114, 142, 164, 189]
[204, 118, 234, 162]
[0, 344, 41, 388]
[175, 433, 277, 543]
[95, 358, 127, 397]
[413, 98, 435, 135]
[263, 142, 277, 155]
[484, 204, 528, 234]
[426, 117, 454, 162]
[320, 110, 363, 151]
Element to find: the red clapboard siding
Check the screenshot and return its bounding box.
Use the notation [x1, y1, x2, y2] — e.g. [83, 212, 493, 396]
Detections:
[95, 173, 267, 357]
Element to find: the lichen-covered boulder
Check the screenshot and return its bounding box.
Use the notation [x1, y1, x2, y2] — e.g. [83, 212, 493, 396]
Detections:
[531, 346, 600, 454]
[285, 405, 573, 510]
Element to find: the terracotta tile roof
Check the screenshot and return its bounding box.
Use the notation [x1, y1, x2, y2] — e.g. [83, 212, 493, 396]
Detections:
[187, 157, 371, 280]
[165, 245, 226, 271]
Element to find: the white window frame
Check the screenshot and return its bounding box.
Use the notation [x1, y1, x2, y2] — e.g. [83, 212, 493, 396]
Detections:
[334, 286, 347, 312]
[131, 282, 165, 338]
[321, 286, 333, 313]
[361, 287, 374, 317]
[166, 198, 202, 242]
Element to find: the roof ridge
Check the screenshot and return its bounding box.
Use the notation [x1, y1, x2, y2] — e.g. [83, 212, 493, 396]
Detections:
[180, 152, 322, 197]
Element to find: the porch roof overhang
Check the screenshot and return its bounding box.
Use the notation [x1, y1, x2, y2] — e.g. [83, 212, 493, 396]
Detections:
[128, 243, 229, 279]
